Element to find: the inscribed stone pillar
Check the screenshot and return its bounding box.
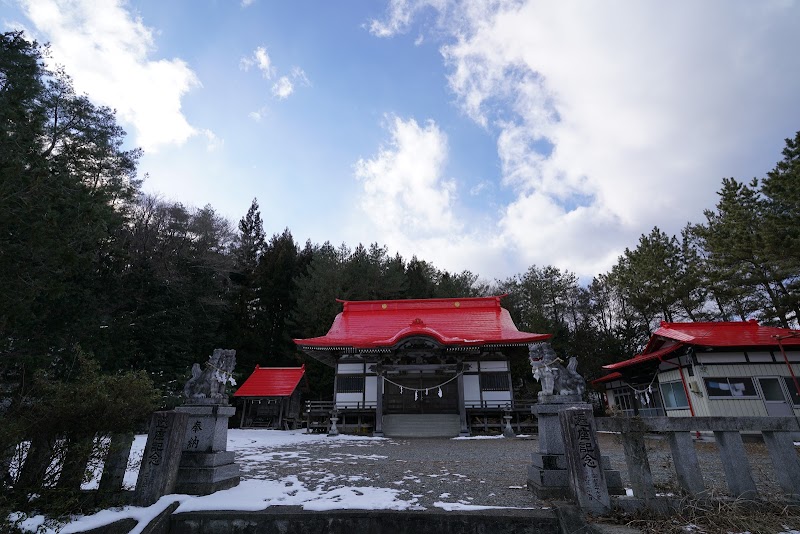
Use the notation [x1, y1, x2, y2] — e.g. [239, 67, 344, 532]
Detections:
[559, 407, 611, 515]
[134, 411, 188, 506]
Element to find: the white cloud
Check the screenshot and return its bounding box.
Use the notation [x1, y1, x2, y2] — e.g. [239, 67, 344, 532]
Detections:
[248, 106, 269, 122]
[370, 0, 800, 278]
[19, 0, 201, 153]
[241, 0, 255, 7]
[291, 66, 311, 88]
[240, 46, 274, 79]
[201, 129, 224, 152]
[355, 115, 461, 240]
[272, 76, 293, 99]
[369, 0, 449, 38]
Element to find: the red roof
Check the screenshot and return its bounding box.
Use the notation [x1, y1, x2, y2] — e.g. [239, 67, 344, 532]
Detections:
[233, 365, 305, 397]
[590, 371, 622, 385]
[602, 342, 684, 371]
[294, 296, 551, 350]
[648, 320, 800, 349]
[601, 321, 800, 373]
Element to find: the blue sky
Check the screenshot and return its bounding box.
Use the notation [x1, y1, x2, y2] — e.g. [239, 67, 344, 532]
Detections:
[2, 0, 800, 282]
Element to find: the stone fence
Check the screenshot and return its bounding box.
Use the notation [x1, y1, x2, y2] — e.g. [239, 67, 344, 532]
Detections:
[594, 416, 800, 504]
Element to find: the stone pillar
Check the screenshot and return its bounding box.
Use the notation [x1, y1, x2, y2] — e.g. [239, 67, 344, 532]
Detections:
[134, 411, 188, 506]
[457, 371, 470, 437]
[559, 407, 611, 514]
[620, 430, 655, 501]
[527, 396, 622, 499]
[666, 431, 705, 496]
[56, 434, 94, 490]
[713, 430, 758, 499]
[99, 433, 135, 493]
[174, 404, 240, 495]
[762, 430, 800, 497]
[374, 375, 384, 437]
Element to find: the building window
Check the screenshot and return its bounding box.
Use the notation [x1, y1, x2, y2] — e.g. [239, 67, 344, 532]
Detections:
[337, 375, 365, 393]
[784, 377, 800, 406]
[611, 387, 634, 412]
[480, 373, 510, 391]
[660, 381, 689, 409]
[703, 377, 757, 398]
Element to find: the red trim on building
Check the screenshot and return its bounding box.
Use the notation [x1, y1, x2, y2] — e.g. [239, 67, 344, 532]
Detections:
[595, 321, 800, 380]
[234, 365, 306, 397]
[293, 296, 551, 349]
[602, 343, 684, 371]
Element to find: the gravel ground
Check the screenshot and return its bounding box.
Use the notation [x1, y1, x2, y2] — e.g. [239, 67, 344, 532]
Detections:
[236, 431, 798, 510]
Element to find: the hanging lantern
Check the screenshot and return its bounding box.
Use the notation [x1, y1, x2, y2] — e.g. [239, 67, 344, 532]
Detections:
[437, 387, 443, 398]
[414, 390, 419, 401]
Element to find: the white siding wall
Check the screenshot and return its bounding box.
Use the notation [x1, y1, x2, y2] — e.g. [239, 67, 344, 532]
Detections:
[364, 376, 377, 403]
[481, 390, 512, 407]
[479, 361, 509, 371]
[463, 375, 480, 404]
[658, 360, 800, 418]
[337, 363, 365, 374]
[335, 393, 364, 407]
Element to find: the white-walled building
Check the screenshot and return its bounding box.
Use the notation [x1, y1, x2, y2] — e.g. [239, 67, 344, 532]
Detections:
[594, 321, 800, 419]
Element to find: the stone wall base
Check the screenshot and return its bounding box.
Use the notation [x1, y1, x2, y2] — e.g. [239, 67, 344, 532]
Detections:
[527, 452, 624, 499]
[175, 452, 240, 496]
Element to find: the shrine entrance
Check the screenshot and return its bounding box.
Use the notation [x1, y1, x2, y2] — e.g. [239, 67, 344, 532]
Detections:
[383, 374, 459, 414]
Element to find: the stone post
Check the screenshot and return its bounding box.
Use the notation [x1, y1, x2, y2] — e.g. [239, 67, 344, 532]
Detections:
[713, 430, 758, 499]
[559, 407, 611, 515]
[527, 395, 622, 499]
[666, 431, 705, 496]
[762, 430, 800, 497]
[99, 433, 135, 493]
[134, 411, 188, 506]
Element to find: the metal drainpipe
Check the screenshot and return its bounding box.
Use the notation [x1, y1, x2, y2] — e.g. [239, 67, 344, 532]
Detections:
[774, 333, 800, 402]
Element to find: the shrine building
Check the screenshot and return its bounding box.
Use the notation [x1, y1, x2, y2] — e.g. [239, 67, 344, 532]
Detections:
[294, 296, 551, 437]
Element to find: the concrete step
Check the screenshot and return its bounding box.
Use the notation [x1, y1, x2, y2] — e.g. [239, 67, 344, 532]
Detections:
[382, 414, 462, 438]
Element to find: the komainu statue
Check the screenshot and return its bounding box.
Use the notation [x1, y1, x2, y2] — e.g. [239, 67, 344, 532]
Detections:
[183, 349, 237, 404]
[528, 343, 585, 398]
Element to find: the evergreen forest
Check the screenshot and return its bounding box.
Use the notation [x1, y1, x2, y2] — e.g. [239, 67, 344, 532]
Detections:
[3, 30, 800, 416]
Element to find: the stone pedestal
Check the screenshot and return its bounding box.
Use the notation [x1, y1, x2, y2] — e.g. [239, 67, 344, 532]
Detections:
[527, 397, 622, 499]
[174, 404, 240, 495]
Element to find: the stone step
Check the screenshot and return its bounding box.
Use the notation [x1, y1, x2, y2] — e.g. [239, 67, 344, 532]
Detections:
[382, 414, 462, 438]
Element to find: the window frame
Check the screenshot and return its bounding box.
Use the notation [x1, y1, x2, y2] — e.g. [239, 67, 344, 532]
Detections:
[479, 372, 511, 392]
[659, 381, 689, 410]
[703, 377, 758, 399]
[783, 376, 800, 406]
[336, 375, 365, 394]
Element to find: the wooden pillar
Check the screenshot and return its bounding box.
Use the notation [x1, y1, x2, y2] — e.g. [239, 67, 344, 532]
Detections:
[374, 375, 384, 436]
[457, 370, 469, 436]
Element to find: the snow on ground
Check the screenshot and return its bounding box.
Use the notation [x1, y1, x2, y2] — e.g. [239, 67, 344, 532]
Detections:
[10, 430, 532, 534]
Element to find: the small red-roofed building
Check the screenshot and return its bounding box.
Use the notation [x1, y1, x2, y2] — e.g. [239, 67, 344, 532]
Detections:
[592, 321, 800, 419]
[294, 295, 551, 437]
[234, 365, 306, 429]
